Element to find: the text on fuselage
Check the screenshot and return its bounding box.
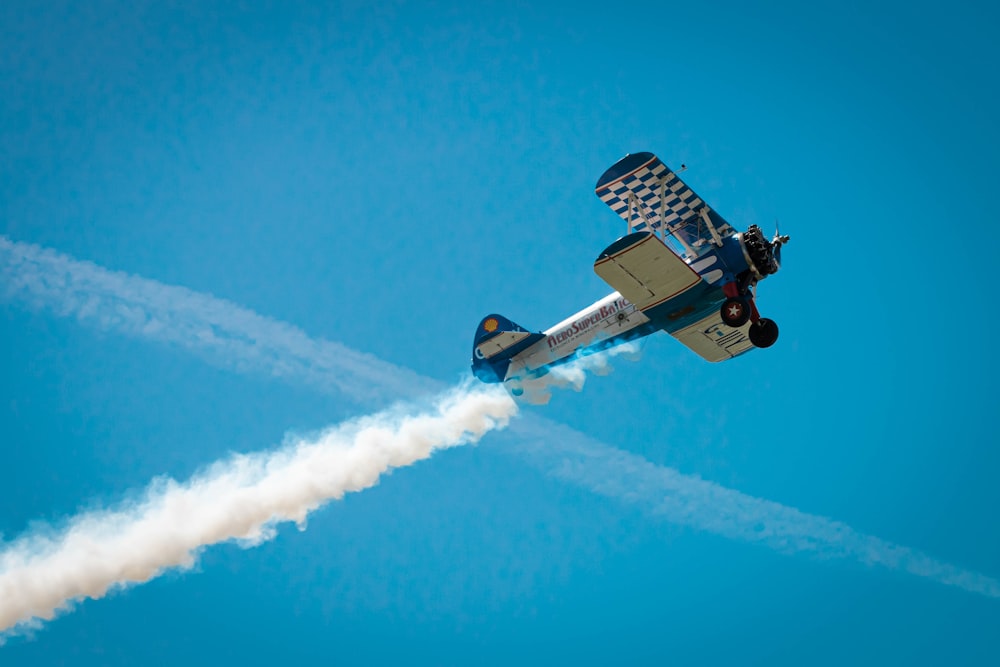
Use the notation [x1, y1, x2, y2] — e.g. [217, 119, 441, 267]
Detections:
[547, 297, 629, 348]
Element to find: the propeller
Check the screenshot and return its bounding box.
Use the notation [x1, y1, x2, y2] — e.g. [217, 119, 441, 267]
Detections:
[771, 219, 790, 267]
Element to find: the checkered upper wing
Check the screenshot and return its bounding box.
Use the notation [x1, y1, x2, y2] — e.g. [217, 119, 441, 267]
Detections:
[595, 152, 733, 255]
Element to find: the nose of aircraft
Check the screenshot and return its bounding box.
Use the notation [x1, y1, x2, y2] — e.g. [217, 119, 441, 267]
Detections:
[743, 224, 781, 277]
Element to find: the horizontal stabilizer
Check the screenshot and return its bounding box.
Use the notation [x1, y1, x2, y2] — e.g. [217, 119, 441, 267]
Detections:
[471, 314, 545, 383]
[477, 330, 535, 359]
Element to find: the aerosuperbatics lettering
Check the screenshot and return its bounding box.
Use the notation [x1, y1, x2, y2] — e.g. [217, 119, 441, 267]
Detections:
[546, 297, 629, 349]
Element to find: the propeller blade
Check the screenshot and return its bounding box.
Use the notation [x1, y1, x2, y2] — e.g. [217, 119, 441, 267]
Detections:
[771, 220, 788, 267]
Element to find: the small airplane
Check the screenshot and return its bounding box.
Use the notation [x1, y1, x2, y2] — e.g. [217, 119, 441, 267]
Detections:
[471, 151, 789, 394]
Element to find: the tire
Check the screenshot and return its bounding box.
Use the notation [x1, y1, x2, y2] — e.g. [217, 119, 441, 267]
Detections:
[720, 297, 751, 327]
[749, 318, 779, 348]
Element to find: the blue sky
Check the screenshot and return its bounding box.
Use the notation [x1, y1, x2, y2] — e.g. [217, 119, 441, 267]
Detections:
[2, 1, 999, 664]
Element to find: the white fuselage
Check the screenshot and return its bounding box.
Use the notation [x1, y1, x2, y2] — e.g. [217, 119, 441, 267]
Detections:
[505, 292, 651, 380]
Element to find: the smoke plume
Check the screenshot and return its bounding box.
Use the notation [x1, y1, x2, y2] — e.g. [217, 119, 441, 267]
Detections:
[0, 383, 517, 634]
[517, 340, 643, 404]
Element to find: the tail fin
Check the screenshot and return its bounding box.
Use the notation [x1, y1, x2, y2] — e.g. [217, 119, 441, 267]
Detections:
[471, 314, 545, 383]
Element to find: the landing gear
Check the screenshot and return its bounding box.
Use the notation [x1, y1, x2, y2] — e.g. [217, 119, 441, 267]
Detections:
[716, 227, 789, 350]
[748, 318, 779, 348]
[721, 280, 779, 349]
[720, 297, 751, 327]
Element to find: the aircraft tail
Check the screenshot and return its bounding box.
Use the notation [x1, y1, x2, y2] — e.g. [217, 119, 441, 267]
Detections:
[470, 314, 545, 383]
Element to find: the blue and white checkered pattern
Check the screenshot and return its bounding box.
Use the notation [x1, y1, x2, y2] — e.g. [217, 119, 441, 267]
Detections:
[596, 154, 729, 248]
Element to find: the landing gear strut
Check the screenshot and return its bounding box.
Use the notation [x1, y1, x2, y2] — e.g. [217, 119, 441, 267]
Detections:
[717, 225, 789, 350]
[721, 279, 779, 349]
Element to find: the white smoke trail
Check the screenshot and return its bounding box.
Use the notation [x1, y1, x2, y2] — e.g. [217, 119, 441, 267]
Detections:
[0, 383, 517, 634]
[2, 235, 998, 605]
[517, 340, 643, 404]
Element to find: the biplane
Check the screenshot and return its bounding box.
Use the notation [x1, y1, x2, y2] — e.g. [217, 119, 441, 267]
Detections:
[471, 152, 788, 393]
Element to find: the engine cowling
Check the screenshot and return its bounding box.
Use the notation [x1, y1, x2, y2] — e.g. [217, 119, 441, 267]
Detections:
[741, 224, 779, 277]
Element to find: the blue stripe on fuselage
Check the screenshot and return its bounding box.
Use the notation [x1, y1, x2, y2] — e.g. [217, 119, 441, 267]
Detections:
[519, 320, 660, 380]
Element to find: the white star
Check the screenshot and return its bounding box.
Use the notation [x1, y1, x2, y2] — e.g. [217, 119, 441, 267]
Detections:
[727, 303, 742, 318]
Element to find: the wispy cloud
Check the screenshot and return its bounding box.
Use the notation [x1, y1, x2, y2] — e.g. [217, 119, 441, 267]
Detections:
[2, 234, 997, 601]
[0, 236, 438, 403]
[507, 418, 999, 598]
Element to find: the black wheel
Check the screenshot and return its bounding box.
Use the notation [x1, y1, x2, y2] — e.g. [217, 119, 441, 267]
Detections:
[749, 318, 779, 348]
[720, 297, 751, 327]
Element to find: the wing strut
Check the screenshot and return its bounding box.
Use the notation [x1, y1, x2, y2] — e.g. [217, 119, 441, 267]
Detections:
[698, 207, 725, 247]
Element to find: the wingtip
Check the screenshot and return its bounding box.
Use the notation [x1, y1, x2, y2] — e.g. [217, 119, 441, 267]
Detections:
[595, 152, 657, 191]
